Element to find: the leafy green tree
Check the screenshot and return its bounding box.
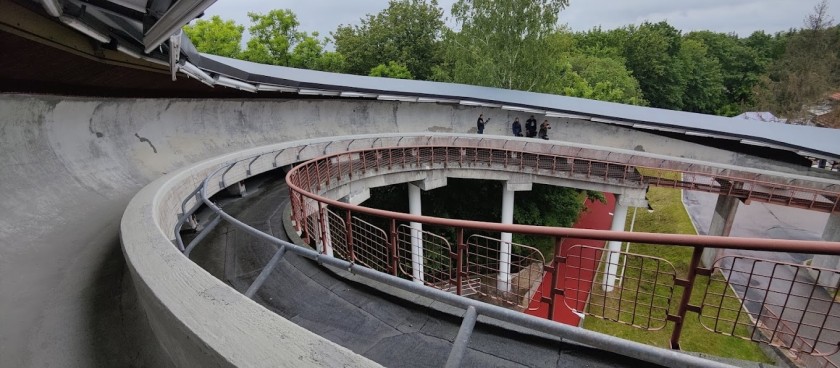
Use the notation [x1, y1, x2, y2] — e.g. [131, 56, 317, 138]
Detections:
[754, 0, 840, 121]
[333, 0, 444, 80]
[684, 31, 763, 114]
[573, 27, 629, 60]
[241, 9, 303, 65]
[182, 16, 244, 58]
[556, 54, 646, 105]
[622, 21, 687, 110]
[288, 32, 347, 72]
[440, 0, 569, 91]
[369, 61, 414, 79]
[314, 51, 348, 73]
[678, 38, 725, 114]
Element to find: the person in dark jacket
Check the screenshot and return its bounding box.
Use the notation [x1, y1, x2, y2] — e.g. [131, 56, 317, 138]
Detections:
[525, 115, 538, 137]
[476, 114, 489, 134]
[512, 117, 523, 137]
[538, 120, 551, 140]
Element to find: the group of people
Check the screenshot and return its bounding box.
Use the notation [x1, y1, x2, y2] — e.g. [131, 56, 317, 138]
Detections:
[478, 114, 551, 140]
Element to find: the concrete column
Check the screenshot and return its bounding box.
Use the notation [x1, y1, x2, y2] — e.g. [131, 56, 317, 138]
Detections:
[811, 213, 840, 287]
[701, 194, 740, 267]
[498, 186, 515, 292]
[603, 194, 629, 292]
[408, 183, 424, 284]
[226, 180, 246, 197]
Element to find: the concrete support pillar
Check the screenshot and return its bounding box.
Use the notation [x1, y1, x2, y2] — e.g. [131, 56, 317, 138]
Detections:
[603, 194, 629, 292]
[498, 186, 515, 292]
[701, 194, 740, 267]
[811, 213, 840, 287]
[408, 183, 424, 284]
[226, 181, 246, 197]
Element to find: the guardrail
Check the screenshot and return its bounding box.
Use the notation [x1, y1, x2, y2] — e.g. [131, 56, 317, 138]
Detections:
[280, 145, 840, 364]
[185, 162, 739, 368]
[163, 135, 840, 367]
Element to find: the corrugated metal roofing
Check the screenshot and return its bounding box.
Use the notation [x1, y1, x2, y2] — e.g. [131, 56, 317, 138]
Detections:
[22, 0, 840, 161]
[198, 54, 840, 160]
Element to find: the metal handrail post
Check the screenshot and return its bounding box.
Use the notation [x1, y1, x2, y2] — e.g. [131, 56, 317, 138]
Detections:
[456, 228, 464, 296]
[390, 218, 398, 276]
[669, 246, 704, 350]
[547, 236, 564, 321]
[345, 210, 355, 262]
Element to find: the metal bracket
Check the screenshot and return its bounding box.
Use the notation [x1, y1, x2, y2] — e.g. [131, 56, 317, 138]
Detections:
[296, 145, 308, 160]
[218, 162, 237, 189]
[272, 148, 286, 168]
[246, 155, 261, 176]
[169, 30, 181, 81]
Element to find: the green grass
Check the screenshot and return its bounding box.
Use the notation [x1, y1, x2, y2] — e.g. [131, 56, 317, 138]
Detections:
[582, 172, 774, 364]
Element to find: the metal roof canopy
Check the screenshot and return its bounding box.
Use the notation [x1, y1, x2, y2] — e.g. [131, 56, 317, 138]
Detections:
[196, 54, 840, 162]
[25, 0, 840, 162]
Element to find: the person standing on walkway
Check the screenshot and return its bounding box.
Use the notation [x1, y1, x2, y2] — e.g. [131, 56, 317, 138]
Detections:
[512, 117, 523, 137]
[476, 114, 489, 134]
[525, 115, 538, 138]
[538, 120, 551, 140]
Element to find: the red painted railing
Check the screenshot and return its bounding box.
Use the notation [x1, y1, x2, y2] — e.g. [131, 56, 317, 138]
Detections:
[286, 144, 840, 359]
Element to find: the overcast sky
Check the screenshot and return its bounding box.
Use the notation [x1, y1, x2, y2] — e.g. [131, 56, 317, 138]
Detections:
[201, 0, 839, 42]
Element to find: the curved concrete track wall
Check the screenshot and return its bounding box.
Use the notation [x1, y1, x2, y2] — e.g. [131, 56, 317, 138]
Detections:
[0, 93, 835, 366]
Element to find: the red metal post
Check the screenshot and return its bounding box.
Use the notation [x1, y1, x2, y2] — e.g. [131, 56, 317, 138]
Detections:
[547, 236, 564, 321]
[670, 246, 704, 350]
[318, 203, 328, 254]
[325, 157, 331, 186]
[456, 228, 464, 296]
[362, 149, 367, 174]
[345, 209, 355, 262]
[442, 147, 447, 168]
[314, 160, 322, 191]
[389, 218, 398, 276]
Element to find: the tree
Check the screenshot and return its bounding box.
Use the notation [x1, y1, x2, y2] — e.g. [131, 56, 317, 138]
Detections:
[678, 39, 725, 114]
[182, 16, 244, 58]
[333, 0, 444, 80]
[369, 61, 414, 79]
[439, 0, 569, 91]
[622, 21, 687, 110]
[754, 0, 840, 121]
[684, 31, 764, 114]
[557, 54, 647, 105]
[241, 9, 303, 65]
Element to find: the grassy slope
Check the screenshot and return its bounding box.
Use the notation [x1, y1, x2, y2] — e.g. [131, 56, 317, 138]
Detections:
[581, 176, 774, 363]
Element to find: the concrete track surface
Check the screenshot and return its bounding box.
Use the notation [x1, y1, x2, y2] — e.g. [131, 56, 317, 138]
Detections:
[186, 174, 660, 368]
[0, 94, 709, 367]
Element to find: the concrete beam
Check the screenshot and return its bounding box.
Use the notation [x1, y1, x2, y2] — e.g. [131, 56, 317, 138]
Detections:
[340, 188, 371, 205]
[415, 171, 447, 191]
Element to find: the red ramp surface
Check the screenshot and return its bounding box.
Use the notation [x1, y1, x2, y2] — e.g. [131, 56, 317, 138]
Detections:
[526, 193, 616, 326]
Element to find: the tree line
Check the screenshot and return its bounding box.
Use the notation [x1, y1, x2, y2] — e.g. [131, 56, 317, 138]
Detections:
[185, 0, 839, 119]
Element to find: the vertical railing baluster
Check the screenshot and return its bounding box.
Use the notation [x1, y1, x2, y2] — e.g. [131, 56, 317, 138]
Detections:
[456, 228, 464, 296]
[345, 209, 355, 262]
[670, 246, 704, 350]
[546, 237, 564, 321]
[318, 202, 328, 254]
[390, 218, 398, 276]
